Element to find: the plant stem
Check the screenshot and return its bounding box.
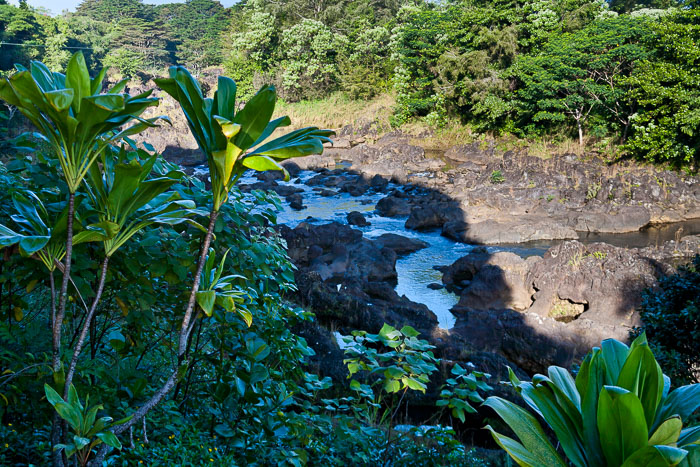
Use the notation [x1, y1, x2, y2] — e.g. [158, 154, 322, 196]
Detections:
[52, 191, 75, 467]
[53, 192, 75, 371]
[179, 209, 219, 353]
[63, 256, 110, 398]
[50, 271, 56, 331]
[90, 208, 219, 466]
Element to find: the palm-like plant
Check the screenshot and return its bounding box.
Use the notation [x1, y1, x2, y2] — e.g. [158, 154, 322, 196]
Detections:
[154, 66, 334, 211]
[0, 53, 166, 194]
[152, 67, 333, 353]
[63, 146, 199, 399]
[484, 334, 700, 467]
[0, 52, 168, 383]
[90, 70, 334, 462]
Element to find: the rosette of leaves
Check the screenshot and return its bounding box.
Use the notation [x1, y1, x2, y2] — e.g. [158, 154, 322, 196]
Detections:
[0, 52, 168, 194]
[82, 146, 200, 257]
[484, 334, 700, 467]
[44, 383, 127, 467]
[154, 66, 334, 211]
[0, 191, 67, 270]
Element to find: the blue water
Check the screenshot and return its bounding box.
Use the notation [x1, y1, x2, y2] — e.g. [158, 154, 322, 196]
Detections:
[239, 170, 546, 330]
[233, 168, 699, 330]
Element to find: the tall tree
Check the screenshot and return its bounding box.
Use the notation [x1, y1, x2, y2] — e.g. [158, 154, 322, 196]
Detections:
[0, 2, 44, 70]
[157, 0, 230, 72]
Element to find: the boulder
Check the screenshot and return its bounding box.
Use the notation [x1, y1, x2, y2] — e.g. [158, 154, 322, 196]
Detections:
[373, 233, 429, 255]
[286, 193, 305, 211]
[376, 194, 412, 217]
[347, 211, 370, 227]
[405, 204, 449, 230]
[526, 240, 660, 327]
[446, 251, 536, 312]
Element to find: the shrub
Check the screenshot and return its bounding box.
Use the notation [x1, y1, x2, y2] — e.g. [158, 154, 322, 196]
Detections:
[637, 255, 700, 385]
[485, 334, 700, 467]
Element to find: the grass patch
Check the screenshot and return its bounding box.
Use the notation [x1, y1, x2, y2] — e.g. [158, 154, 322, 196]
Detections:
[274, 92, 395, 132]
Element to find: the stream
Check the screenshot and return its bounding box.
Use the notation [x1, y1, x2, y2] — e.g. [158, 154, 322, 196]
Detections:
[236, 169, 700, 330]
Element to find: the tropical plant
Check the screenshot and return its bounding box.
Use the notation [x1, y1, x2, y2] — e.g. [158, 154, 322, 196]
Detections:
[0, 52, 168, 419]
[62, 145, 199, 400]
[194, 248, 249, 325]
[86, 68, 332, 464]
[437, 363, 492, 423]
[484, 334, 700, 467]
[343, 323, 439, 428]
[636, 255, 700, 385]
[154, 66, 334, 211]
[44, 383, 126, 466]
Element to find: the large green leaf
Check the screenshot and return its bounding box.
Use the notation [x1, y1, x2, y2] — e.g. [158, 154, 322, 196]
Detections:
[653, 384, 700, 431]
[54, 401, 83, 432]
[96, 431, 122, 449]
[196, 290, 216, 317]
[107, 160, 143, 217]
[648, 416, 682, 446]
[678, 426, 700, 448]
[575, 348, 607, 467]
[215, 76, 237, 121]
[483, 397, 567, 467]
[521, 377, 586, 467]
[65, 51, 91, 113]
[616, 342, 665, 428]
[72, 221, 120, 246]
[233, 85, 276, 151]
[548, 366, 582, 411]
[241, 155, 289, 180]
[44, 383, 65, 408]
[620, 445, 688, 467]
[679, 445, 700, 467]
[601, 338, 630, 384]
[484, 425, 559, 467]
[597, 385, 648, 466]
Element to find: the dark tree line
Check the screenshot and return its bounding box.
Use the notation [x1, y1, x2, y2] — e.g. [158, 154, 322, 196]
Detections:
[1, 0, 700, 168]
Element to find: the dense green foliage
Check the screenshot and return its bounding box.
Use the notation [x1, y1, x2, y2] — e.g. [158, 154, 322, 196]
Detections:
[637, 255, 700, 385]
[1, 0, 700, 167]
[0, 54, 498, 465]
[486, 334, 700, 466]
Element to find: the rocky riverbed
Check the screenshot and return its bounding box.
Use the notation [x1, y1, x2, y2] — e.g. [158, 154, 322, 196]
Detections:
[221, 127, 700, 377]
[153, 107, 700, 376]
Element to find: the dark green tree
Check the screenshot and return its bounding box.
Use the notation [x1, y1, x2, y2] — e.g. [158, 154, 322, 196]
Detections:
[0, 2, 44, 70]
[624, 9, 700, 169]
[157, 0, 230, 72]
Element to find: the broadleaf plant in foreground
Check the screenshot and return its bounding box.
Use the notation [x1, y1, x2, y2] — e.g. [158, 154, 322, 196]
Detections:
[484, 334, 700, 467]
[89, 67, 333, 464]
[0, 51, 169, 464]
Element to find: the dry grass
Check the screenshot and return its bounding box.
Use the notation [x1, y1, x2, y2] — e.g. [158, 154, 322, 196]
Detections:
[273, 92, 395, 131]
[403, 122, 477, 149]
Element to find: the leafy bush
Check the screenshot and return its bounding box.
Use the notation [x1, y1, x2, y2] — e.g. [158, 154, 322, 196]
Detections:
[637, 255, 700, 385]
[624, 9, 700, 170]
[485, 334, 700, 467]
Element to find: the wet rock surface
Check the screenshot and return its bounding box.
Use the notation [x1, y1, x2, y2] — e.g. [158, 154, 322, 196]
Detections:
[154, 116, 700, 375]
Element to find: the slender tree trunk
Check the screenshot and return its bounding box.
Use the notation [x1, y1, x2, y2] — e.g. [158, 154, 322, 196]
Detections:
[577, 120, 584, 147]
[622, 120, 630, 143]
[54, 192, 75, 371]
[64, 256, 110, 399]
[179, 210, 219, 353]
[52, 192, 75, 467]
[90, 209, 219, 466]
[50, 271, 56, 331]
